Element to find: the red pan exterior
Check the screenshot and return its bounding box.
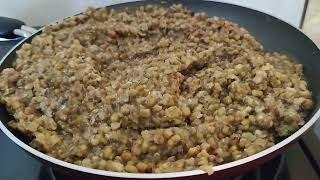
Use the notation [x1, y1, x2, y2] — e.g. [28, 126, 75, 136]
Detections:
[30, 137, 298, 180]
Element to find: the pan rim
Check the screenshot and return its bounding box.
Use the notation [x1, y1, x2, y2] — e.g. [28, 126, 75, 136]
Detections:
[0, 0, 320, 178]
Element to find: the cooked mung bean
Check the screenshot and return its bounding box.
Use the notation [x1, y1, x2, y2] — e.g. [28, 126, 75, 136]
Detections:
[0, 4, 313, 174]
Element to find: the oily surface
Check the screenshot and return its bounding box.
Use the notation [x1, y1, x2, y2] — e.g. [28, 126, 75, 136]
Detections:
[0, 5, 314, 174]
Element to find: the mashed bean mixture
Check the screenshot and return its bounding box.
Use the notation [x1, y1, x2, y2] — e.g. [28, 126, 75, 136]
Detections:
[0, 5, 313, 174]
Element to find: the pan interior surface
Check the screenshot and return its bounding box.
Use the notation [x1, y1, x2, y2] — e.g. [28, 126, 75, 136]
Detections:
[0, 0, 319, 178]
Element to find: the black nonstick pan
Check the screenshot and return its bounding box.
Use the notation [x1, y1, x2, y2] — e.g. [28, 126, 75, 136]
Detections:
[0, 1, 319, 179]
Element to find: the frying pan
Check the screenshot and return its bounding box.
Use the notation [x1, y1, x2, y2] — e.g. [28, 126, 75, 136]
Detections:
[0, 0, 320, 179]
